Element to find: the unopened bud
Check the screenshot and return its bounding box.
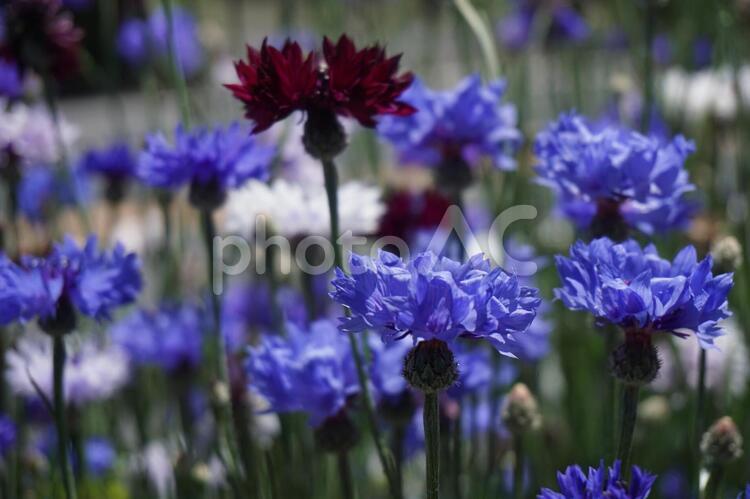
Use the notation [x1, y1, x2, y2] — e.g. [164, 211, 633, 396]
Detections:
[711, 235, 742, 274]
[501, 383, 541, 434]
[701, 416, 743, 468]
[402, 339, 459, 393]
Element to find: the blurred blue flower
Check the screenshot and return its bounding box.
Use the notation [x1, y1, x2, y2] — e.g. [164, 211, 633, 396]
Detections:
[658, 469, 689, 499]
[378, 75, 522, 170]
[137, 123, 273, 204]
[739, 484, 750, 499]
[84, 438, 116, 477]
[18, 166, 89, 223]
[0, 413, 16, 457]
[0, 235, 141, 326]
[497, 0, 589, 51]
[555, 238, 733, 348]
[448, 346, 492, 399]
[62, 0, 91, 11]
[245, 319, 359, 426]
[368, 337, 411, 402]
[0, 59, 22, 99]
[652, 34, 673, 66]
[330, 251, 541, 356]
[77, 142, 137, 182]
[539, 460, 656, 498]
[117, 19, 149, 67]
[534, 112, 696, 236]
[117, 7, 203, 77]
[111, 303, 205, 373]
[693, 36, 712, 69]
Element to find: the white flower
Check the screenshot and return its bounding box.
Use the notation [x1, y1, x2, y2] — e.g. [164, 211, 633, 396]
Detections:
[223, 178, 385, 239]
[0, 99, 79, 165]
[661, 66, 750, 124]
[6, 332, 130, 406]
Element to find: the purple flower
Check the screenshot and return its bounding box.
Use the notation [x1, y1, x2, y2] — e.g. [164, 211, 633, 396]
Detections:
[538, 460, 656, 499]
[17, 166, 89, 223]
[0, 413, 16, 458]
[137, 123, 274, 208]
[84, 437, 115, 477]
[534, 112, 696, 236]
[378, 75, 522, 171]
[0, 235, 141, 326]
[0, 58, 22, 98]
[368, 337, 411, 402]
[77, 142, 136, 182]
[448, 345, 492, 399]
[497, 0, 589, 51]
[555, 238, 733, 348]
[116, 19, 149, 67]
[652, 34, 673, 66]
[111, 303, 205, 374]
[330, 251, 541, 356]
[245, 319, 359, 426]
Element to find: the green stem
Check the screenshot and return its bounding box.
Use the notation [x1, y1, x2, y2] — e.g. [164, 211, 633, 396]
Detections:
[702, 466, 724, 499]
[512, 434, 524, 499]
[640, 0, 654, 132]
[693, 348, 708, 497]
[320, 158, 401, 499]
[338, 452, 355, 499]
[161, 0, 192, 126]
[452, 413, 462, 499]
[616, 384, 640, 474]
[424, 392, 440, 499]
[53, 335, 77, 499]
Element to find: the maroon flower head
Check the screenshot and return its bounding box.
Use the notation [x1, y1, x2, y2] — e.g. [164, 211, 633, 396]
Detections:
[3, 0, 83, 78]
[225, 39, 318, 133]
[226, 35, 415, 134]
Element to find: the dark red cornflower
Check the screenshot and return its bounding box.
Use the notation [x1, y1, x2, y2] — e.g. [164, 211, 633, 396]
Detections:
[226, 35, 415, 134]
[378, 190, 452, 243]
[2, 0, 84, 78]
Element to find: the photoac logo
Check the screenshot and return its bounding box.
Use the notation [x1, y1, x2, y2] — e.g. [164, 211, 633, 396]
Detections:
[211, 204, 538, 294]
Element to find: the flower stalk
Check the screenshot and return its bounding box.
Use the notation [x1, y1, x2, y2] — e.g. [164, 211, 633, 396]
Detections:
[616, 384, 639, 474]
[424, 392, 440, 499]
[53, 334, 77, 499]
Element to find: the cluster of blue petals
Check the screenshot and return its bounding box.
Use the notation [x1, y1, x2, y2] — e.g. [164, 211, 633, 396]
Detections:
[137, 123, 273, 192]
[534, 112, 696, 235]
[378, 75, 522, 170]
[77, 142, 137, 181]
[0, 235, 141, 325]
[497, 0, 589, 51]
[245, 319, 359, 427]
[555, 238, 733, 348]
[538, 460, 656, 499]
[330, 251, 540, 356]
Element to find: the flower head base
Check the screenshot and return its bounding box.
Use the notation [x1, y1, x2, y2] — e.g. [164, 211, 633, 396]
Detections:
[0, 235, 141, 331]
[608, 333, 661, 386]
[2, 0, 83, 77]
[555, 238, 733, 349]
[245, 319, 359, 427]
[225, 35, 414, 134]
[137, 123, 274, 210]
[402, 339, 458, 393]
[535, 112, 696, 237]
[378, 75, 522, 173]
[330, 251, 541, 356]
[538, 460, 656, 499]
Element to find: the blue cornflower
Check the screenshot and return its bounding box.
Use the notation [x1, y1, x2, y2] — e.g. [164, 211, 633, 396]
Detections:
[539, 460, 655, 499]
[555, 238, 733, 349]
[497, 0, 589, 51]
[534, 112, 696, 236]
[378, 75, 522, 171]
[739, 485, 750, 499]
[0, 413, 16, 458]
[111, 303, 205, 374]
[245, 319, 359, 427]
[17, 166, 89, 223]
[369, 338, 412, 402]
[83, 437, 116, 477]
[330, 251, 541, 356]
[137, 123, 274, 209]
[117, 6, 203, 77]
[448, 345, 493, 399]
[0, 58, 22, 99]
[77, 142, 137, 202]
[0, 235, 141, 330]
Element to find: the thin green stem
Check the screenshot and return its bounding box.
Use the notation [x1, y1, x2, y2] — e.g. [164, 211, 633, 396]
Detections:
[693, 348, 708, 497]
[640, 0, 654, 132]
[512, 434, 524, 499]
[424, 392, 440, 499]
[321, 158, 401, 499]
[161, 0, 192, 126]
[616, 384, 640, 474]
[452, 413, 462, 499]
[703, 466, 724, 499]
[337, 452, 354, 499]
[53, 335, 77, 499]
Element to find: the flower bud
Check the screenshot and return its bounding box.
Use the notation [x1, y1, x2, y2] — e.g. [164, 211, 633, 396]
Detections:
[402, 339, 459, 393]
[711, 235, 742, 274]
[700, 416, 743, 468]
[608, 333, 660, 386]
[501, 383, 541, 434]
[314, 410, 359, 454]
[303, 108, 347, 161]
